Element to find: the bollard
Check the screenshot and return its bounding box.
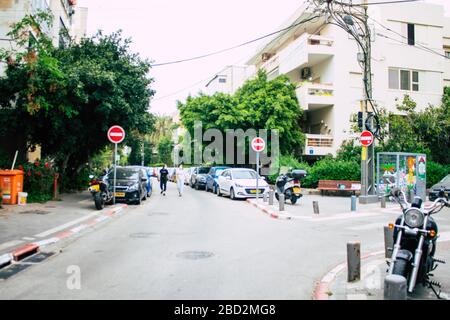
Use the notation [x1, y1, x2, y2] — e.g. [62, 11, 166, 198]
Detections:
[351, 195, 357, 212]
[384, 226, 394, 259]
[269, 190, 274, 206]
[384, 275, 407, 300]
[313, 201, 320, 215]
[347, 242, 361, 282]
[408, 189, 415, 203]
[381, 194, 386, 208]
[279, 194, 285, 212]
[263, 192, 268, 203]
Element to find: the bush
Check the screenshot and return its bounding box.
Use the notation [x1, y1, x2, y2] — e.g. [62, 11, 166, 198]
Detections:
[21, 160, 55, 203]
[267, 155, 310, 184]
[427, 161, 450, 189]
[303, 159, 361, 188]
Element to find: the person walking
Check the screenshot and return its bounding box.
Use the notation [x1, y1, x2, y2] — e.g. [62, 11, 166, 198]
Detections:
[159, 165, 169, 196]
[175, 165, 186, 197]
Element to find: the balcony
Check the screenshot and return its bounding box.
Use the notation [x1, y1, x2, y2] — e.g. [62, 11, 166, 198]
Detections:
[296, 83, 334, 110]
[279, 33, 334, 75]
[304, 134, 334, 156]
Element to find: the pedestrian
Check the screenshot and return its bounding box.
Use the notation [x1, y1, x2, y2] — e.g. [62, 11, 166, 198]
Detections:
[176, 164, 186, 197]
[159, 164, 169, 196]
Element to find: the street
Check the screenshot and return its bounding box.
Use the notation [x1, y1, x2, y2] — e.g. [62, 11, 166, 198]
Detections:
[3, 181, 448, 300]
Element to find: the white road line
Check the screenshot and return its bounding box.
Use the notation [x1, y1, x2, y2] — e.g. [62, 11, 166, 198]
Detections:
[0, 240, 24, 252]
[35, 213, 102, 238]
[22, 237, 36, 241]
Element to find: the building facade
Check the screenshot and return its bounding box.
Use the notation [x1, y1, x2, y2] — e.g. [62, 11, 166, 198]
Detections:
[244, 1, 450, 157]
[205, 65, 251, 95]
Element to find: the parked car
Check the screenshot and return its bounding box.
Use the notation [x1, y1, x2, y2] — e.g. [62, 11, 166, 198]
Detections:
[205, 166, 230, 193]
[168, 167, 176, 182]
[190, 166, 211, 190]
[429, 174, 450, 201]
[105, 166, 148, 205]
[185, 167, 196, 185]
[128, 166, 153, 198]
[217, 168, 269, 200]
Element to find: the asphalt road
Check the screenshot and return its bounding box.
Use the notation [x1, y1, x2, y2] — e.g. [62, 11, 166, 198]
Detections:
[1, 182, 447, 300]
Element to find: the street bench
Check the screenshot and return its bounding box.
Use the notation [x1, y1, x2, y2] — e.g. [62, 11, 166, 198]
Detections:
[318, 180, 362, 196]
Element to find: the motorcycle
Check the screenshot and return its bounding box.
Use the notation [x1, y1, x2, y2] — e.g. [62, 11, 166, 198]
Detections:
[89, 174, 113, 210]
[275, 169, 307, 205]
[388, 188, 450, 299]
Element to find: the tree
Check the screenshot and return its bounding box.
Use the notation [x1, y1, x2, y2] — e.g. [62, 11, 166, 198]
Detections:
[0, 12, 156, 190]
[158, 136, 173, 166]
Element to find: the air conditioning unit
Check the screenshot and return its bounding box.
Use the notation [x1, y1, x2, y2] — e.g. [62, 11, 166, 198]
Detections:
[262, 52, 274, 62]
[301, 67, 312, 80]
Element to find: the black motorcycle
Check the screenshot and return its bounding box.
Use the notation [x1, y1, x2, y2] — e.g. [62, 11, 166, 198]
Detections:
[89, 174, 113, 210]
[275, 169, 307, 205]
[388, 188, 449, 298]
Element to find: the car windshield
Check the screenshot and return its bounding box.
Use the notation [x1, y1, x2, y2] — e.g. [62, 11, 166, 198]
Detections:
[198, 167, 210, 174]
[108, 169, 139, 181]
[440, 175, 450, 184]
[215, 169, 225, 176]
[232, 170, 257, 179]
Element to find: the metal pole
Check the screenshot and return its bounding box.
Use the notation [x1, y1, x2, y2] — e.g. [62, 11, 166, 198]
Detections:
[279, 194, 285, 212]
[381, 194, 386, 208]
[113, 143, 117, 205]
[347, 242, 361, 282]
[141, 140, 145, 167]
[313, 201, 320, 215]
[256, 152, 260, 202]
[351, 196, 357, 212]
[384, 226, 394, 259]
[384, 275, 407, 300]
[269, 190, 274, 206]
[11, 150, 18, 170]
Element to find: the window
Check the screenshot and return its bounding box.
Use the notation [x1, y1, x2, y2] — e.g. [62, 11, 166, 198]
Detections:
[388, 69, 399, 90]
[412, 71, 419, 91]
[407, 23, 415, 46]
[400, 70, 410, 90]
[446, 51, 450, 59]
[388, 68, 420, 92]
[218, 77, 227, 83]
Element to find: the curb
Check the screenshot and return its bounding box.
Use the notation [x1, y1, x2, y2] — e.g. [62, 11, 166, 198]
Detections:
[313, 250, 385, 300]
[0, 204, 127, 269]
[246, 199, 294, 221]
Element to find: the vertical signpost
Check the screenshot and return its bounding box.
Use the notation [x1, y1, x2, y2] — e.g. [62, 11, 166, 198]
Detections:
[251, 137, 266, 202]
[108, 126, 126, 205]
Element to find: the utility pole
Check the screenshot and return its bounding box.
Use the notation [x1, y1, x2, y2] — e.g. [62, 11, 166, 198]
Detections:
[141, 139, 145, 167]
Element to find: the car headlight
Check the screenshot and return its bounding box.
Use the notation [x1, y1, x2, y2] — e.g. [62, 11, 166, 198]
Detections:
[404, 208, 425, 228]
[128, 184, 139, 192]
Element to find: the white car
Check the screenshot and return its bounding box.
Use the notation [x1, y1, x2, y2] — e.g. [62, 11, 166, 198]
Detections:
[216, 168, 269, 200]
[184, 167, 195, 185]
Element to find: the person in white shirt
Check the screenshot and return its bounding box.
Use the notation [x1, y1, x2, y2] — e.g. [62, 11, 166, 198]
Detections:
[175, 165, 186, 197]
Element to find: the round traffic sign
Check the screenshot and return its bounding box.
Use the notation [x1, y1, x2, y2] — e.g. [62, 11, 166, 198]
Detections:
[251, 137, 266, 153]
[360, 130, 374, 147]
[108, 126, 126, 144]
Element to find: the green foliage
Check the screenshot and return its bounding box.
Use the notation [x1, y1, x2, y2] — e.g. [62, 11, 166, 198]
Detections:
[21, 160, 55, 203]
[267, 155, 310, 184]
[427, 161, 450, 189]
[303, 159, 361, 189]
[158, 137, 174, 166]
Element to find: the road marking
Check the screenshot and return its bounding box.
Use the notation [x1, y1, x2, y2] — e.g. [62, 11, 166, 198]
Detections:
[0, 240, 24, 252]
[22, 237, 35, 241]
[34, 213, 102, 238]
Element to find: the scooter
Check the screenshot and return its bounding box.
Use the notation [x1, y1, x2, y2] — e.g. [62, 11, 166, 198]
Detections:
[275, 169, 307, 205]
[89, 174, 113, 210]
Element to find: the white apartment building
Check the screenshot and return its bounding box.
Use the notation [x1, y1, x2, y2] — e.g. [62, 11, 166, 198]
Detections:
[205, 65, 251, 95]
[244, 1, 450, 158]
[0, 0, 87, 51]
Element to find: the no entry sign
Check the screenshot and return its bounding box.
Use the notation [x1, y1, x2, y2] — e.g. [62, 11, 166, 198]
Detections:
[108, 126, 126, 144]
[251, 137, 266, 153]
[360, 130, 374, 147]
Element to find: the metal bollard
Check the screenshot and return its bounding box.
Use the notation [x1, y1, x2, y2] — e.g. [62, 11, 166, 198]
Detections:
[347, 242, 361, 282]
[351, 195, 357, 212]
[313, 201, 320, 215]
[269, 190, 274, 206]
[381, 194, 386, 208]
[384, 275, 407, 300]
[384, 226, 394, 259]
[263, 192, 268, 203]
[279, 194, 285, 212]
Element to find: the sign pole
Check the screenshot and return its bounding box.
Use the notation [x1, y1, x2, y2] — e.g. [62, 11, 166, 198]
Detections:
[113, 142, 117, 205]
[256, 151, 260, 202]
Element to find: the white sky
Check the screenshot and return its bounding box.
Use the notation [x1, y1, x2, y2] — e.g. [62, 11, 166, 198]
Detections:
[77, 0, 450, 116]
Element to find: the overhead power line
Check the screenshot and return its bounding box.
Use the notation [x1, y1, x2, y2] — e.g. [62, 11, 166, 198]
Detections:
[151, 14, 320, 67]
[351, 0, 422, 5]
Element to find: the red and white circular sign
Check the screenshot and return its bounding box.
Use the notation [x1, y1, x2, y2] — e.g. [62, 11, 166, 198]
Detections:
[108, 126, 126, 144]
[251, 137, 266, 153]
[360, 130, 374, 147]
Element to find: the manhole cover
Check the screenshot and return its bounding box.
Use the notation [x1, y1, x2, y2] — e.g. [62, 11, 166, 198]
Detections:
[177, 251, 214, 260]
[129, 233, 156, 239]
[19, 210, 50, 215]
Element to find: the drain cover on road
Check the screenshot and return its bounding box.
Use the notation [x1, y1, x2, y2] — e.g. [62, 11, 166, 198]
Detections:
[177, 251, 214, 260]
[129, 233, 157, 239]
[0, 264, 32, 280]
[22, 252, 55, 264]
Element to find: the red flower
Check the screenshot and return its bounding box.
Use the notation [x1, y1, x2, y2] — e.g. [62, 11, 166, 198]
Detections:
[35, 161, 40, 167]
[27, 171, 31, 177]
[45, 162, 50, 168]
[36, 171, 42, 177]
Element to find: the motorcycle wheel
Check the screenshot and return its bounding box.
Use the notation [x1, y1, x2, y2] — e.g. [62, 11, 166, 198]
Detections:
[94, 193, 105, 210]
[291, 196, 298, 205]
[392, 259, 408, 278]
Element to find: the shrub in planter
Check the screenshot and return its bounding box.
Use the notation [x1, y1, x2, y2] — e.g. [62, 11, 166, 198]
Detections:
[267, 155, 311, 185]
[21, 160, 55, 203]
[303, 159, 361, 189]
[427, 161, 450, 189]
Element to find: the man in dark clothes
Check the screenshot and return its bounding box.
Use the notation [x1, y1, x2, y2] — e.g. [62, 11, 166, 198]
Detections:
[159, 165, 169, 196]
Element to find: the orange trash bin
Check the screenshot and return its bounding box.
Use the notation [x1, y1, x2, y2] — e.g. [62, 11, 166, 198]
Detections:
[0, 170, 24, 205]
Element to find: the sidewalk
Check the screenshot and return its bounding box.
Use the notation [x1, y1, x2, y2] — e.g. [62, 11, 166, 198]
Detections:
[315, 240, 450, 300]
[0, 191, 114, 255]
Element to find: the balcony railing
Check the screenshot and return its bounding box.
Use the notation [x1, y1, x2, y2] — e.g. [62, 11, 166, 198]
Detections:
[296, 83, 334, 109]
[304, 134, 334, 156]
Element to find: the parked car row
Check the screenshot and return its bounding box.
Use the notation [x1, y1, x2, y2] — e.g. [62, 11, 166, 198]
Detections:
[187, 166, 270, 200]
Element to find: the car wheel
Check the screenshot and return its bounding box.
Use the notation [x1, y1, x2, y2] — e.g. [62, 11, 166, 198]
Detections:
[136, 192, 142, 205]
[195, 182, 199, 190]
[230, 188, 236, 200]
[217, 186, 222, 197]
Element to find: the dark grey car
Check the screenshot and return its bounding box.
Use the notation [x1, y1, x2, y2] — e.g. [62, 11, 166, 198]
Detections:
[429, 174, 450, 201]
[190, 166, 211, 190]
